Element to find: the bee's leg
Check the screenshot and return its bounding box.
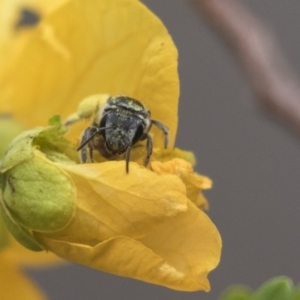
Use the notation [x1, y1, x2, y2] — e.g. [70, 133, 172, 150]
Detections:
[88, 142, 94, 163]
[143, 132, 153, 167]
[151, 120, 169, 148]
[79, 127, 97, 163]
[125, 146, 131, 173]
[80, 147, 88, 163]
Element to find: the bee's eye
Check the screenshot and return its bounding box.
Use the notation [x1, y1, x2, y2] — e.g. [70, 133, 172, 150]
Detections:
[99, 113, 108, 129]
[132, 123, 145, 144]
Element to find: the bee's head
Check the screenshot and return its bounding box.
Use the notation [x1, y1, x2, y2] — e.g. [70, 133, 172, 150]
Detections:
[101, 111, 143, 155]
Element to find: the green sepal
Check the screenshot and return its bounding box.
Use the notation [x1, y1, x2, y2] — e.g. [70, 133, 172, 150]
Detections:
[0, 196, 43, 251]
[0, 115, 78, 174]
[0, 211, 9, 250]
[0, 129, 41, 173]
[219, 285, 252, 300]
[33, 115, 78, 164]
[2, 153, 76, 232]
[251, 277, 293, 300]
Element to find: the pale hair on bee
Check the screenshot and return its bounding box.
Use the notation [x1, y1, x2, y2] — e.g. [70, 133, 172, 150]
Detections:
[65, 95, 169, 173]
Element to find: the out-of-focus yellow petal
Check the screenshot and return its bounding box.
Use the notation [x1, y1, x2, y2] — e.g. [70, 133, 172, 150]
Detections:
[0, 0, 69, 17]
[0, 0, 69, 87]
[41, 161, 187, 243]
[0, 0, 179, 148]
[0, 116, 25, 158]
[0, 260, 46, 300]
[37, 202, 221, 292]
[151, 158, 212, 209]
[1, 235, 62, 267]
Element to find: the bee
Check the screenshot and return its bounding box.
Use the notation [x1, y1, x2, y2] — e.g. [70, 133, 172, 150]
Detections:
[68, 95, 169, 172]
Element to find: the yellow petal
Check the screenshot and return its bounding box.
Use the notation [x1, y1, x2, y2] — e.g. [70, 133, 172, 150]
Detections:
[37, 202, 221, 291]
[0, 0, 179, 148]
[0, 259, 46, 300]
[42, 161, 187, 243]
[138, 202, 221, 290]
[151, 158, 212, 209]
[153, 148, 196, 166]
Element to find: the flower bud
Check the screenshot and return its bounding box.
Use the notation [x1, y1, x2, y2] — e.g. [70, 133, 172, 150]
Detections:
[0, 116, 76, 250]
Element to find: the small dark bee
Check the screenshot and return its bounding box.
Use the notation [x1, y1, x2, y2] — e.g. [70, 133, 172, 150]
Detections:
[76, 95, 169, 172]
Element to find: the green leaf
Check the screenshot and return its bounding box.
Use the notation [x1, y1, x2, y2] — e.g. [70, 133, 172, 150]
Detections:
[251, 277, 293, 300]
[290, 285, 300, 300]
[219, 285, 252, 300]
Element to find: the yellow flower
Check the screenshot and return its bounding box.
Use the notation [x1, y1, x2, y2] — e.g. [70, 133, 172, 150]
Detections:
[0, 0, 222, 292]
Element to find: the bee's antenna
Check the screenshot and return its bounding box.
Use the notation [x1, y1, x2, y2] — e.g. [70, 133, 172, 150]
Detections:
[77, 127, 112, 151]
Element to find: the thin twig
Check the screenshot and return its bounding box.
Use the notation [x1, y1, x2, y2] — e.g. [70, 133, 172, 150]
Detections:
[189, 0, 300, 135]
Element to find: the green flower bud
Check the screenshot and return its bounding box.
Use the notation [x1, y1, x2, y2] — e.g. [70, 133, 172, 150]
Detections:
[0, 116, 77, 250]
[2, 153, 76, 232]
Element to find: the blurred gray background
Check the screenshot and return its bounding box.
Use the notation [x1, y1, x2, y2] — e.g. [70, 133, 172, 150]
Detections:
[28, 1, 300, 299]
